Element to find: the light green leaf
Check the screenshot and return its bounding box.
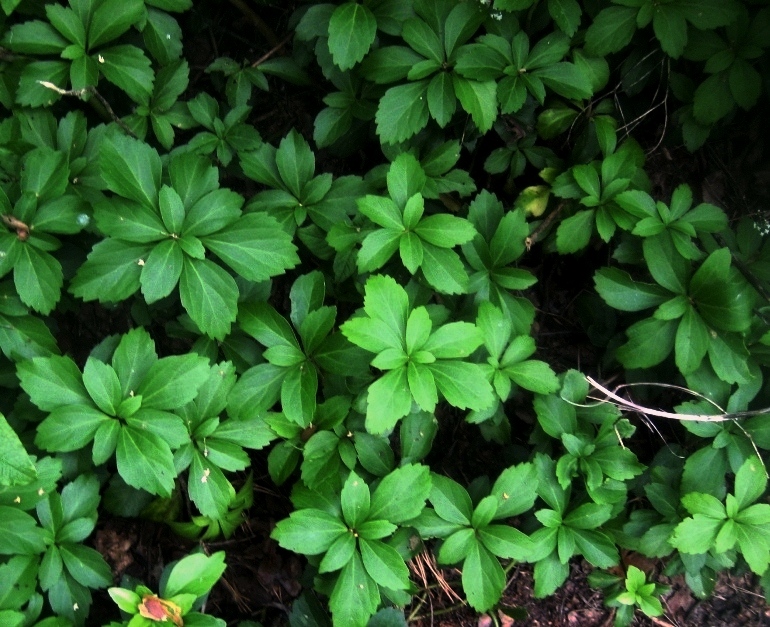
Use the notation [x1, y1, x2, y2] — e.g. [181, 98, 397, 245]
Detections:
[428, 361, 494, 411]
[423, 322, 482, 359]
[163, 551, 227, 598]
[362, 274, 408, 343]
[365, 368, 412, 434]
[357, 228, 402, 272]
[671, 514, 723, 554]
[407, 362, 436, 413]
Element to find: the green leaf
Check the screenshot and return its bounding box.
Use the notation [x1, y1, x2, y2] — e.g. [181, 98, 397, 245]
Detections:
[616, 317, 677, 369]
[14, 246, 62, 315]
[736, 523, 770, 575]
[59, 544, 111, 589]
[556, 210, 594, 254]
[585, 6, 638, 56]
[671, 514, 723, 554]
[376, 82, 430, 144]
[548, 0, 582, 37]
[534, 394, 576, 438]
[363, 274, 409, 343]
[82, 357, 122, 416]
[369, 464, 431, 524]
[407, 362, 437, 412]
[0, 413, 36, 486]
[414, 215, 475, 248]
[572, 529, 618, 567]
[357, 229, 402, 272]
[98, 45, 155, 103]
[101, 134, 161, 209]
[478, 525, 533, 561]
[423, 322, 481, 359]
[463, 540, 504, 611]
[69, 239, 147, 303]
[675, 306, 709, 374]
[387, 154, 426, 214]
[734, 456, 766, 511]
[652, 4, 688, 58]
[452, 77, 497, 133]
[328, 3, 377, 70]
[329, 552, 379, 627]
[35, 405, 110, 452]
[366, 368, 412, 433]
[594, 267, 669, 311]
[282, 362, 318, 427]
[137, 354, 210, 410]
[690, 248, 752, 332]
[427, 72, 456, 127]
[88, 0, 143, 49]
[140, 240, 183, 303]
[164, 551, 227, 598]
[428, 473, 472, 525]
[17, 355, 90, 411]
[563, 503, 612, 530]
[319, 532, 356, 573]
[272, 509, 347, 555]
[491, 463, 538, 518]
[116, 425, 176, 497]
[340, 471, 370, 528]
[202, 213, 299, 281]
[4, 20, 69, 54]
[504, 360, 560, 395]
[179, 258, 238, 340]
[420, 244, 469, 294]
[360, 537, 409, 589]
[693, 73, 734, 125]
[0, 507, 47, 554]
[428, 361, 494, 411]
[358, 196, 404, 230]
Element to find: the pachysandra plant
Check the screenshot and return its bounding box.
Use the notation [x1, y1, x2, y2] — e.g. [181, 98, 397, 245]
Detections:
[1, 0, 770, 624]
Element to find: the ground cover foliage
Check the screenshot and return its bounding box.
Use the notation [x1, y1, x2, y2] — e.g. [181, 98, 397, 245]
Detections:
[1, 0, 770, 625]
